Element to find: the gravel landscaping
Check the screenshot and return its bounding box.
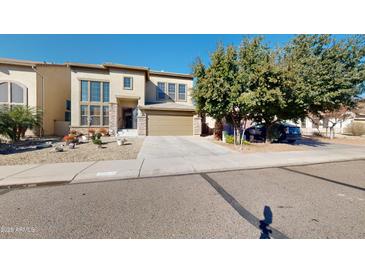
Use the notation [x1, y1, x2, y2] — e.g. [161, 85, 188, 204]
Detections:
[0, 137, 144, 166]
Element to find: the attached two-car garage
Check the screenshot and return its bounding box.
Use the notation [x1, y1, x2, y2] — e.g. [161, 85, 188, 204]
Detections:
[140, 103, 197, 136]
[146, 111, 193, 136]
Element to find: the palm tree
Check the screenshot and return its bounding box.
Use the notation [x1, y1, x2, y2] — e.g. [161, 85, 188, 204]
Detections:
[0, 105, 42, 142]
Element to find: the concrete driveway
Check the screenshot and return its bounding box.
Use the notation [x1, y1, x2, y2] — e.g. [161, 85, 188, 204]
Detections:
[138, 136, 235, 159]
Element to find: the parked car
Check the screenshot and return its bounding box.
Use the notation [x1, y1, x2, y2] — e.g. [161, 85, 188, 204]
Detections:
[244, 122, 301, 143]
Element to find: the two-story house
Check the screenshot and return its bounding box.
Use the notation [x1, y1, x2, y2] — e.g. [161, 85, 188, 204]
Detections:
[0, 58, 200, 137]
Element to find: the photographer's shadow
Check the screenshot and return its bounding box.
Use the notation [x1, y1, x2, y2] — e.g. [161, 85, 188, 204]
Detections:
[259, 206, 273, 239]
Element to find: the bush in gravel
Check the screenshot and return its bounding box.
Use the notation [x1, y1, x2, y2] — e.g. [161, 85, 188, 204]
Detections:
[346, 122, 365, 136]
[0, 105, 42, 142]
[92, 138, 102, 146]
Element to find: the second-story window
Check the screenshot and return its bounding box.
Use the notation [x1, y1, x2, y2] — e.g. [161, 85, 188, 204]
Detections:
[103, 82, 110, 102]
[123, 77, 133, 90]
[178, 84, 186, 101]
[90, 81, 101, 102]
[168, 83, 176, 100]
[81, 80, 89, 101]
[157, 82, 166, 100]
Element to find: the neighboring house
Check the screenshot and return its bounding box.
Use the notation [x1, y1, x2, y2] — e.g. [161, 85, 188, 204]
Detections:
[353, 99, 365, 124]
[0, 58, 200, 137]
[295, 117, 353, 135]
[0, 58, 71, 136]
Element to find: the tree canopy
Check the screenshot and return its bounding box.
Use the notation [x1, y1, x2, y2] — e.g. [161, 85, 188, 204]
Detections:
[192, 35, 365, 141]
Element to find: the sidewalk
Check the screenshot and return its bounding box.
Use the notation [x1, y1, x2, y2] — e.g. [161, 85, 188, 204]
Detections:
[1, 147, 365, 188]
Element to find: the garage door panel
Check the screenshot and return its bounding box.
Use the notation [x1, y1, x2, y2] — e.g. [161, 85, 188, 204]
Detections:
[148, 113, 193, 136]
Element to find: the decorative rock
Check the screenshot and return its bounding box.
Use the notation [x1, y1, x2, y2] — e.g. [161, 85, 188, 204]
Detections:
[117, 138, 127, 146]
[54, 145, 64, 152]
[69, 143, 75, 149]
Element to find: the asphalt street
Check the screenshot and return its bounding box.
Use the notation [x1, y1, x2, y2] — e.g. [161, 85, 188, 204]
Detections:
[0, 160, 364, 239]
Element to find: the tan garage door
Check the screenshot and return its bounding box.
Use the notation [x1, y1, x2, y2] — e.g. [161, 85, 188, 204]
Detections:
[147, 112, 193, 136]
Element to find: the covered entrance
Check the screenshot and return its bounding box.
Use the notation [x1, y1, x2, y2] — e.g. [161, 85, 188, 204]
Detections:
[121, 107, 137, 129]
[116, 95, 140, 136]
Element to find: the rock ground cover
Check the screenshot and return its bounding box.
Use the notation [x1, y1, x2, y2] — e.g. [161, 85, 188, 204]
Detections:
[0, 137, 144, 166]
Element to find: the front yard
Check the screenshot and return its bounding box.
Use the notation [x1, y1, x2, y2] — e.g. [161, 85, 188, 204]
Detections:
[213, 134, 365, 153]
[308, 134, 365, 146]
[214, 139, 307, 153]
[0, 136, 144, 166]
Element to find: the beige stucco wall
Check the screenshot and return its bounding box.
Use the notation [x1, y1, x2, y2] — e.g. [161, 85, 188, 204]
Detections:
[0, 65, 37, 108]
[146, 75, 193, 105]
[70, 68, 110, 127]
[109, 68, 145, 105]
[37, 65, 71, 135]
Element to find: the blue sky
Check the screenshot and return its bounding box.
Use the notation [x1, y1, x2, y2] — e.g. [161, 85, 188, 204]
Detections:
[0, 34, 295, 74]
[0, 34, 347, 74]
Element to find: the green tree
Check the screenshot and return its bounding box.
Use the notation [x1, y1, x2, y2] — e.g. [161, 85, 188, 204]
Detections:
[192, 44, 249, 143]
[0, 107, 15, 141]
[192, 44, 231, 140]
[283, 34, 365, 119]
[191, 57, 207, 116]
[0, 105, 42, 142]
[238, 37, 293, 141]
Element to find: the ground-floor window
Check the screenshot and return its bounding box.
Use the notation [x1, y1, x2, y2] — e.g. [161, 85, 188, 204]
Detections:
[103, 106, 109, 126]
[90, 105, 101, 125]
[80, 105, 89, 125]
[80, 104, 109, 126]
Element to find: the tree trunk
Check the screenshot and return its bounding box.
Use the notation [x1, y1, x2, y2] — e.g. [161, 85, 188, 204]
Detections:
[214, 119, 223, 140]
[234, 126, 240, 145]
[240, 119, 247, 147]
[265, 122, 272, 143]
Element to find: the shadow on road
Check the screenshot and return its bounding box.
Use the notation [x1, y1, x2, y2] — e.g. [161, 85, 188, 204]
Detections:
[259, 206, 273, 239]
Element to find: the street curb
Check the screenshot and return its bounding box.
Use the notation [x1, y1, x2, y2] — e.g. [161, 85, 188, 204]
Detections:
[0, 180, 70, 190]
[2, 156, 363, 190]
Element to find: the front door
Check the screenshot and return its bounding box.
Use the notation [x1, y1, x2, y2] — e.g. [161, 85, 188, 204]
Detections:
[123, 108, 137, 129]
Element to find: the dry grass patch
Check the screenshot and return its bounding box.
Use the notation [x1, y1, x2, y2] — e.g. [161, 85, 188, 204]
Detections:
[213, 140, 307, 153]
[308, 135, 365, 146]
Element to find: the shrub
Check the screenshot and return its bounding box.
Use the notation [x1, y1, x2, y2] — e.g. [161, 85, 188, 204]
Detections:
[225, 134, 234, 144]
[0, 105, 42, 142]
[242, 140, 251, 145]
[92, 138, 102, 146]
[346, 122, 365, 136]
[69, 129, 77, 135]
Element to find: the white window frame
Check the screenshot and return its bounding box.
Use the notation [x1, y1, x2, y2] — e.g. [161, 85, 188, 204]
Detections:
[123, 77, 133, 90]
[178, 84, 187, 101]
[0, 81, 28, 106]
[156, 82, 166, 101]
[168, 83, 176, 101]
